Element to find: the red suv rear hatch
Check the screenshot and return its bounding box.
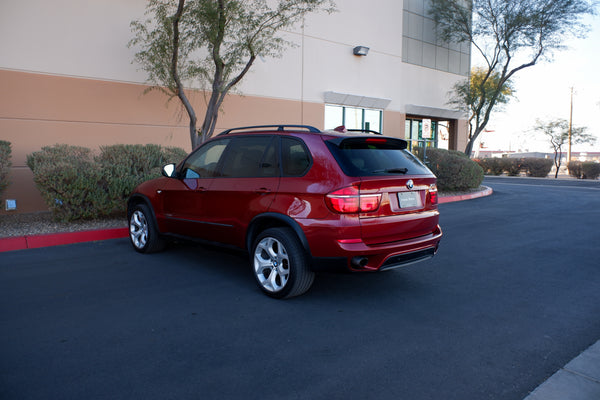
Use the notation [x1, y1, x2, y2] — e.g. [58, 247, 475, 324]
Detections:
[325, 136, 440, 246]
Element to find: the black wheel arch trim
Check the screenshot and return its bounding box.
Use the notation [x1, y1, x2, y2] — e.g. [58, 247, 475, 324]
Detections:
[127, 194, 162, 234]
[246, 213, 311, 256]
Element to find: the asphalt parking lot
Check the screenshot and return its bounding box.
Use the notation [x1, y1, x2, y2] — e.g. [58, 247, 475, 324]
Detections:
[1, 177, 599, 399]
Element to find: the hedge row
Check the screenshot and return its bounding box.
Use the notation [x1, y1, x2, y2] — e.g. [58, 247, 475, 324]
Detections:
[475, 158, 554, 178]
[568, 161, 600, 180]
[413, 147, 484, 191]
[0, 140, 11, 199]
[27, 144, 187, 221]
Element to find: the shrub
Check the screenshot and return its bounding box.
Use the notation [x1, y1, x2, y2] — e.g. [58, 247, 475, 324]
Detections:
[27, 145, 112, 221]
[26, 144, 93, 172]
[97, 144, 188, 211]
[482, 158, 505, 175]
[522, 158, 553, 178]
[568, 161, 583, 179]
[568, 161, 600, 180]
[414, 147, 484, 191]
[581, 162, 600, 180]
[0, 140, 12, 198]
[500, 158, 523, 176]
[27, 143, 188, 221]
[475, 157, 523, 176]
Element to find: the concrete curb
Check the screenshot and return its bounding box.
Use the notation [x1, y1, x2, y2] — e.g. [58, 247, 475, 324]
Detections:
[0, 186, 494, 252]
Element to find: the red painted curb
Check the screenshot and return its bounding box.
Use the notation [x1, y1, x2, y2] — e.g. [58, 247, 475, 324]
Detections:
[0, 227, 128, 252]
[439, 186, 493, 204]
[0, 237, 28, 252]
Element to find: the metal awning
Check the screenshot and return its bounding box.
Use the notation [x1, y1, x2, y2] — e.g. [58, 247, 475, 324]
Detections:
[405, 104, 466, 120]
[324, 91, 392, 110]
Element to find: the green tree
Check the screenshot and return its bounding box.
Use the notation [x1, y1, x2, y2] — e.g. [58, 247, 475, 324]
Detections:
[430, 0, 595, 157]
[130, 0, 335, 149]
[448, 67, 515, 143]
[533, 118, 595, 178]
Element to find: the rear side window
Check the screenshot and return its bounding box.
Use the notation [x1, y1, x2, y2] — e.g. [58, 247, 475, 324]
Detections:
[326, 137, 432, 177]
[281, 137, 311, 176]
[220, 136, 278, 178]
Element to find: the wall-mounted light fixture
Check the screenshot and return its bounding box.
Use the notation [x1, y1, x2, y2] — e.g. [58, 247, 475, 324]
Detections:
[353, 46, 370, 56]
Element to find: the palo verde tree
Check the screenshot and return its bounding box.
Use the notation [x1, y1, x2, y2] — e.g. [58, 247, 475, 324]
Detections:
[448, 67, 515, 142]
[130, 0, 335, 149]
[533, 118, 595, 178]
[430, 0, 595, 156]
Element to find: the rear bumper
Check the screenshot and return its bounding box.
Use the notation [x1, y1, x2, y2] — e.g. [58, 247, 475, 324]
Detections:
[310, 225, 442, 272]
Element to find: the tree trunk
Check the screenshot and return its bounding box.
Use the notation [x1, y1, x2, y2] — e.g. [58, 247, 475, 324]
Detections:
[554, 150, 562, 179]
[199, 91, 222, 145]
[464, 125, 485, 157]
[171, 0, 199, 149]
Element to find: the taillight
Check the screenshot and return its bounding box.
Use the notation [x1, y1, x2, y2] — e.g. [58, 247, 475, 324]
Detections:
[326, 185, 381, 213]
[428, 184, 438, 205]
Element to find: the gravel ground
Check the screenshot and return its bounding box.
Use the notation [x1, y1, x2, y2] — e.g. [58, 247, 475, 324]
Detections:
[0, 212, 127, 238]
[0, 187, 487, 238]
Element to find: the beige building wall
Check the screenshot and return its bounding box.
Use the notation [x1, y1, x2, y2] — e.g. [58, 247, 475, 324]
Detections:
[0, 0, 468, 214]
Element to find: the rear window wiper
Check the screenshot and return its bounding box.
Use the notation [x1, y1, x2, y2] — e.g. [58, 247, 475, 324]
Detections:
[371, 167, 408, 174]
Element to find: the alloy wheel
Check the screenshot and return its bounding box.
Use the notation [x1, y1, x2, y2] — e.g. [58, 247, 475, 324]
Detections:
[129, 210, 148, 250]
[253, 236, 290, 292]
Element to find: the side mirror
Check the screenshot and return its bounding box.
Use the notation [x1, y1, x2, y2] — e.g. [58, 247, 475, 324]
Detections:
[162, 163, 177, 178]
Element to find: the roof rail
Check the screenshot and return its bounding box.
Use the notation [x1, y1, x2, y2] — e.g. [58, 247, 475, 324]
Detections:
[346, 129, 383, 135]
[217, 124, 321, 136]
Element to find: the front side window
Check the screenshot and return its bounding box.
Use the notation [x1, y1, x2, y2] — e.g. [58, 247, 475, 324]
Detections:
[180, 138, 230, 178]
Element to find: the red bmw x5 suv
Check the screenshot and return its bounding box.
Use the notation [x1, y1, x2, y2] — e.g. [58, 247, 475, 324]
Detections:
[127, 125, 442, 298]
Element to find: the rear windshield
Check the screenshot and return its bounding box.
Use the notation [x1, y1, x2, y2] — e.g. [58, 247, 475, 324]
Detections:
[325, 137, 432, 177]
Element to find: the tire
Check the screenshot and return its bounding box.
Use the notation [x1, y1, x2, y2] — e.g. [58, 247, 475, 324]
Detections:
[128, 203, 166, 253]
[251, 227, 315, 299]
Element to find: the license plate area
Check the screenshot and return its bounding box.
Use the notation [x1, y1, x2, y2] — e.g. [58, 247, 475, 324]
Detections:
[397, 191, 422, 208]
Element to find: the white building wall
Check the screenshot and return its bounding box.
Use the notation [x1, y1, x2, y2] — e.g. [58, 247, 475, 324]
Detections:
[1, 0, 462, 113]
[0, 0, 146, 82]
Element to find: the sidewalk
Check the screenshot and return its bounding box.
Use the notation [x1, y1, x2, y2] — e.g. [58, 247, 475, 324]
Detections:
[524, 340, 600, 400]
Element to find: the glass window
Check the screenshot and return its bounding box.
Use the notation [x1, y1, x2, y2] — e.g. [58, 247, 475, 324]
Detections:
[402, 4, 470, 76]
[406, 118, 439, 150]
[326, 137, 432, 177]
[324, 105, 343, 130]
[364, 109, 381, 133]
[344, 108, 362, 130]
[324, 105, 383, 133]
[220, 136, 277, 178]
[281, 137, 311, 176]
[181, 138, 230, 178]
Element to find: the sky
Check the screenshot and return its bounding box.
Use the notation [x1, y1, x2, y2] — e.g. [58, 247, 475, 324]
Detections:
[473, 14, 600, 154]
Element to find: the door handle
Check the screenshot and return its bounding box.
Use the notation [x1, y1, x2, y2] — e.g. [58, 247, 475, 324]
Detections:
[255, 187, 271, 194]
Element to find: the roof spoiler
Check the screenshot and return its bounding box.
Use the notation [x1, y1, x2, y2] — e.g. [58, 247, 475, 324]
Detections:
[327, 136, 408, 150]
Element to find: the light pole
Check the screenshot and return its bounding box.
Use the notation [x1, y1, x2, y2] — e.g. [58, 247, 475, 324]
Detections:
[567, 87, 573, 163]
